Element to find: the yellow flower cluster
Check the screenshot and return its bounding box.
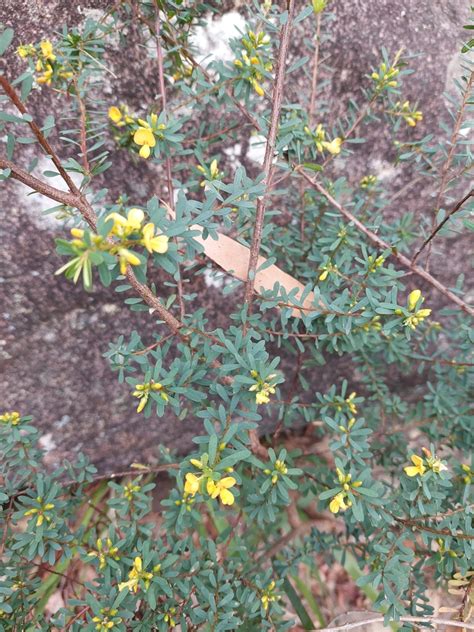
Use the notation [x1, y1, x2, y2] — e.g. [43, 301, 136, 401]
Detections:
[59, 207, 168, 281]
[371, 60, 399, 91]
[0, 411, 21, 425]
[328, 469, 362, 514]
[17, 39, 72, 86]
[304, 124, 342, 155]
[118, 556, 153, 593]
[248, 370, 278, 405]
[367, 254, 385, 273]
[404, 447, 447, 477]
[318, 262, 337, 281]
[108, 108, 167, 159]
[360, 315, 382, 332]
[402, 289, 431, 330]
[24, 496, 55, 527]
[345, 391, 357, 414]
[264, 459, 288, 485]
[197, 159, 222, 187]
[461, 464, 472, 485]
[88, 537, 120, 570]
[390, 100, 423, 127]
[261, 581, 278, 611]
[164, 608, 177, 627]
[183, 456, 237, 506]
[92, 609, 122, 631]
[133, 381, 169, 413]
[360, 174, 377, 188]
[123, 481, 141, 501]
[234, 31, 272, 97]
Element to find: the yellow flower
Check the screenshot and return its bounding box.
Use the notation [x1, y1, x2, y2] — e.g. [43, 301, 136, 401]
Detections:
[123, 481, 141, 501]
[318, 269, 329, 281]
[118, 556, 153, 593]
[132, 381, 167, 412]
[404, 454, 426, 477]
[118, 248, 141, 274]
[106, 208, 144, 237]
[251, 79, 265, 97]
[40, 40, 56, 61]
[206, 476, 236, 505]
[0, 411, 21, 425]
[346, 391, 357, 414]
[329, 491, 348, 514]
[408, 289, 421, 311]
[141, 223, 169, 254]
[70, 227, 85, 239]
[24, 497, 55, 527]
[261, 581, 277, 610]
[17, 44, 35, 58]
[322, 137, 342, 155]
[184, 473, 201, 496]
[37, 68, 53, 85]
[133, 126, 156, 159]
[249, 372, 278, 405]
[108, 106, 122, 124]
[404, 290, 431, 329]
[88, 537, 120, 570]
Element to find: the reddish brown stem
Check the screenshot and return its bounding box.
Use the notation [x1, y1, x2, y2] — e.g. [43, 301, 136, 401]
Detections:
[243, 0, 296, 320]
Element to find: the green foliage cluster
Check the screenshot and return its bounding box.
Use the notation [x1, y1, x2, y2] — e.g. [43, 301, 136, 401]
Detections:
[0, 1, 473, 630]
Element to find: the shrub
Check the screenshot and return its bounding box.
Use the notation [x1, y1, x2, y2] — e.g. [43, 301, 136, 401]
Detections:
[0, 2, 473, 630]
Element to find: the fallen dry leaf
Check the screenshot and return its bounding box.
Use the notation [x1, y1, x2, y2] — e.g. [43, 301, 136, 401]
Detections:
[163, 201, 317, 317]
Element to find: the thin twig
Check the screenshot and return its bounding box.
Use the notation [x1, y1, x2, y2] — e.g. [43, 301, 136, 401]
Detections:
[412, 188, 473, 264]
[243, 0, 296, 321]
[73, 78, 91, 175]
[296, 167, 474, 316]
[154, 5, 185, 319]
[425, 70, 474, 267]
[308, 12, 322, 126]
[320, 614, 474, 631]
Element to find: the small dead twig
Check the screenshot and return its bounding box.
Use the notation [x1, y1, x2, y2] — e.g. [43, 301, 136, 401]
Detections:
[412, 188, 474, 264]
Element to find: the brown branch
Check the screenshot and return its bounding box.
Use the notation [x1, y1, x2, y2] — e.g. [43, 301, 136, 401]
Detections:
[412, 188, 473, 264]
[242, 0, 296, 318]
[320, 614, 474, 631]
[297, 168, 474, 317]
[73, 78, 91, 175]
[0, 156, 82, 210]
[308, 12, 322, 126]
[426, 70, 474, 266]
[154, 6, 185, 320]
[0, 76, 81, 196]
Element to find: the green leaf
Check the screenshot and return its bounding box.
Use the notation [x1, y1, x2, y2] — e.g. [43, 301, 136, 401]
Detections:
[282, 577, 314, 630]
[0, 28, 14, 56]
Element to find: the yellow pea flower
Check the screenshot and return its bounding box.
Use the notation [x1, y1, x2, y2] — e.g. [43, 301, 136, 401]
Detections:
[108, 106, 122, 124]
[322, 137, 342, 155]
[184, 473, 201, 496]
[118, 556, 153, 593]
[408, 289, 421, 311]
[133, 126, 156, 159]
[37, 68, 53, 85]
[118, 248, 141, 274]
[0, 411, 21, 425]
[40, 40, 56, 61]
[404, 454, 426, 477]
[106, 208, 144, 237]
[141, 223, 169, 254]
[206, 477, 236, 505]
[329, 492, 348, 514]
[251, 79, 265, 97]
